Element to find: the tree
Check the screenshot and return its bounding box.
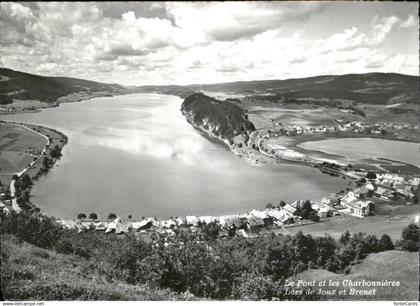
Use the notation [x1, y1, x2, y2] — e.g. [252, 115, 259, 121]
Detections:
[108, 213, 117, 220]
[378, 234, 394, 251]
[201, 221, 220, 241]
[299, 200, 313, 220]
[302, 200, 312, 210]
[278, 201, 286, 208]
[339, 231, 351, 245]
[400, 224, 419, 251]
[49, 145, 62, 158]
[42, 157, 52, 169]
[88, 213, 98, 221]
[265, 203, 274, 209]
[128, 214, 132, 219]
[308, 211, 320, 222]
[366, 171, 377, 180]
[21, 174, 32, 189]
[77, 213, 87, 220]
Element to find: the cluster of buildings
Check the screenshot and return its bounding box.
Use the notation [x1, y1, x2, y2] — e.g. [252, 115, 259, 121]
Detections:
[264, 120, 417, 138]
[57, 206, 297, 237]
[319, 171, 419, 218]
[56, 197, 341, 240]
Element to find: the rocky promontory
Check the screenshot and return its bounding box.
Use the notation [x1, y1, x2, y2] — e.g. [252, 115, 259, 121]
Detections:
[180, 93, 256, 151]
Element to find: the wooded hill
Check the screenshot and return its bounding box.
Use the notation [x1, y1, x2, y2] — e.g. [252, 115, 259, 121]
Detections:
[181, 93, 255, 141]
[135, 73, 419, 105]
[0, 68, 127, 104]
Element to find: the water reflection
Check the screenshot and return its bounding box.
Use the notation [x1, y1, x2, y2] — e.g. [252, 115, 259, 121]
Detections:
[2, 94, 347, 219]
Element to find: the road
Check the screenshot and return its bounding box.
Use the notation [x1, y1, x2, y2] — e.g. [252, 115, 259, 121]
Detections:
[3, 123, 51, 213]
[10, 179, 22, 213]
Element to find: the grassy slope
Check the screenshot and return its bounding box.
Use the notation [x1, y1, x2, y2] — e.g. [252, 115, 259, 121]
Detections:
[291, 250, 419, 301]
[0, 235, 196, 301]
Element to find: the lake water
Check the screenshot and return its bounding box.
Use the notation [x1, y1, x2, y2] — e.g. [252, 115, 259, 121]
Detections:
[2, 93, 347, 219]
[298, 138, 420, 167]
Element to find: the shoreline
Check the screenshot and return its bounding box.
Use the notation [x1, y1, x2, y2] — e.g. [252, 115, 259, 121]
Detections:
[1, 92, 418, 235]
[0, 91, 131, 116]
[0, 120, 68, 213]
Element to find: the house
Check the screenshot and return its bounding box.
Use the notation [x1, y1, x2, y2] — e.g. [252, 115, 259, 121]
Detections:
[186, 215, 199, 227]
[246, 216, 265, 232]
[357, 186, 373, 200]
[160, 219, 177, 229]
[344, 201, 373, 217]
[225, 216, 245, 229]
[175, 216, 188, 227]
[321, 197, 332, 206]
[132, 219, 153, 231]
[317, 206, 333, 218]
[266, 209, 289, 222]
[378, 173, 404, 186]
[198, 216, 215, 224]
[290, 200, 304, 209]
[340, 191, 358, 206]
[365, 183, 375, 190]
[94, 222, 107, 231]
[396, 188, 415, 199]
[105, 217, 131, 234]
[283, 204, 297, 216]
[249, 210, 273, 226]
[374, 186, 391, 200]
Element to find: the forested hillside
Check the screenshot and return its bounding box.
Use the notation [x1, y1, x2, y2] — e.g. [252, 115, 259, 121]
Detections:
[181, 93, 255, 142]
[1, 211, 418, 301]
[0, 68, 127, 104]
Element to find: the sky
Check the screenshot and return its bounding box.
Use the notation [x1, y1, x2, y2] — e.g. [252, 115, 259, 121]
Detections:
[0, 1, 418, 86]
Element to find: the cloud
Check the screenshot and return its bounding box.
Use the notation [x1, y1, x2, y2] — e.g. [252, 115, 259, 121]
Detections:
[0, 2, 418, 84]
[400, 15, 417, 28]
[99, 2, 168, 20]
[369, 15, 400, 45]
[165, 2, 323, 42]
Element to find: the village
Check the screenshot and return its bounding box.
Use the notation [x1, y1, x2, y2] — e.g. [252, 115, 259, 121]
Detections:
[228, 114, 420, 168]
[11, 168, 412, 243]
[267, 119, 418, 137]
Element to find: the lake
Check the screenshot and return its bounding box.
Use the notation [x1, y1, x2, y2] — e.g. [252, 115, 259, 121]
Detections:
[2, 93, 347, 219]
[298, 138, 420, 168]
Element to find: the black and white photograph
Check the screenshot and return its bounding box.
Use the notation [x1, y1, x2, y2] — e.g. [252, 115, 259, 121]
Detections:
[0, 1, 419, 303]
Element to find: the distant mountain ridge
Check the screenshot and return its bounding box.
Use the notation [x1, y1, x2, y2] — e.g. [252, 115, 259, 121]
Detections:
[0, 68, 128, 105]
[135, 72, 419, 105]
[1, 68, 418, 106]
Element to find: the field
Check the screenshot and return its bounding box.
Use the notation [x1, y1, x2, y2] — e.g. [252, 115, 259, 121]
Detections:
[276, 203, 419, 240]
[246, 99, 420, 143]
[290, 250, 419, 300]
[0, 123, 48, 182]
[248, 105, 357, 128]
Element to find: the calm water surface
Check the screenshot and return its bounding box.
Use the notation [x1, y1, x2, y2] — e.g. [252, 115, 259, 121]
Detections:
[3, 94, 347, 219]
